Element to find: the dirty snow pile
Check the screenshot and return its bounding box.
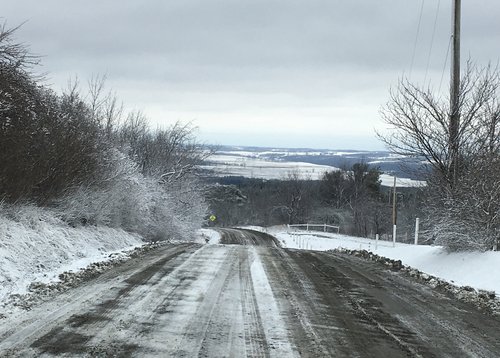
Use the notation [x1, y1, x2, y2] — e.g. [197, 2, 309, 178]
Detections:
[244, 226, 500, 296]
[0, 207, 144, 303]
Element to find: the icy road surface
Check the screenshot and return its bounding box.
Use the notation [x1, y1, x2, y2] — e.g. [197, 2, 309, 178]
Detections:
[1, 229, 500, 357]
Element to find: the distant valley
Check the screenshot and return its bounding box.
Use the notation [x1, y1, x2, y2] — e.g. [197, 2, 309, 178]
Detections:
[201, 146, 426, 187]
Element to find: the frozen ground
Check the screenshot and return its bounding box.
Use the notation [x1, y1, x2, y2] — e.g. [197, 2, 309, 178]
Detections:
[243, 226, 500, 295]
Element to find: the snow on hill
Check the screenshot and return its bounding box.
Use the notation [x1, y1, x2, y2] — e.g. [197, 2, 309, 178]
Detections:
[0, 207, 144, 303]
[200, 154, 336, 180]
[379, 174, 426, 187]
[201, 148, 426, 187]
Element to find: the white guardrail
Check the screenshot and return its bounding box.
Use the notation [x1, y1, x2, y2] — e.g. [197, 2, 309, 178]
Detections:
[287, 223, 340, 234]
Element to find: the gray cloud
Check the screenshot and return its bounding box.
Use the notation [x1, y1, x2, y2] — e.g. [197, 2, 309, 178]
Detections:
[3, 0, 500, 150]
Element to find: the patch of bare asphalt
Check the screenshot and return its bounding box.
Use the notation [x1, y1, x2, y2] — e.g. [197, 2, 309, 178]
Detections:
[275, 248, 500, 357]
[259, 247, 414, 357]
[332, 247, 500, 315]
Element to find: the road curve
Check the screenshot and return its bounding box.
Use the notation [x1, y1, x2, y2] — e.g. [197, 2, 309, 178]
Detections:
[217, 228, 281, 246]
[0, 229, 499, 357]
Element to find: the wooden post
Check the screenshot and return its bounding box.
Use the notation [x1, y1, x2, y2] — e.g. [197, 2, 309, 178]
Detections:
[375, 234, 379, 250]
[392, 176, 397, 227]
[414, 217, 420, 245]
[393, 224, 397, 248]
[392, 176, 397, 247]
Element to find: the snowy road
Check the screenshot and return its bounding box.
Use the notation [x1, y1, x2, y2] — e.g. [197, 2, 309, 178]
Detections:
[1, 229, 500, 357]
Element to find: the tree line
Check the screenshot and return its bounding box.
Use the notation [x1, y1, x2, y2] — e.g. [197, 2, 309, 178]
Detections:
[0, 24, 207, 240]
[205, 163, 423, 242]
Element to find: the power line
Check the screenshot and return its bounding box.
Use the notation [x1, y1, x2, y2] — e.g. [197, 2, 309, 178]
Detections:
[409, 0, 425, 79]
[423, 0, 441, 86]
[439, 35, 452, 94]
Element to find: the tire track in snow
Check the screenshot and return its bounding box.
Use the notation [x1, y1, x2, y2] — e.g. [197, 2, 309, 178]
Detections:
[249, 247, 298, 357]
[172, 246, 246, 357]
[239, 248, 270, 358]
[172, 246, 272, 357]
[0, 244, 197, 356]
[90, 244, 231, 356]
[28, 244, 199, 356]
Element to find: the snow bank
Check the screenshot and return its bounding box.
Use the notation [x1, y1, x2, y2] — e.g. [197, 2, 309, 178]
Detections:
[0, 208, 144, 302]
[237, 225, 288, 235]
[196, 229, 221, 244]
[257, 227, 500, 295]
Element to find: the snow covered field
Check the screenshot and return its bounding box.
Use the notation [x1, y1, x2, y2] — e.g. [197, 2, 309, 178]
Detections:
[242, 226, 500, 295]
[200, 154, 336, 180]
[379, 174, 426, 187]
[202, 152, 425, 187]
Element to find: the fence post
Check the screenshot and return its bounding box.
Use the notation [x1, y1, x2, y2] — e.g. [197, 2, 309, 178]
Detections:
[324, 224, 326, 232]
[375, 234, 379, 250]
[392, 225, 397, 247]
[414, 218, 420, 245]
[306, 223, 309, 231]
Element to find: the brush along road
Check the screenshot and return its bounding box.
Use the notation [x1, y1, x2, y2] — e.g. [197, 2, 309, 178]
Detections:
[1, 229, 500, 357]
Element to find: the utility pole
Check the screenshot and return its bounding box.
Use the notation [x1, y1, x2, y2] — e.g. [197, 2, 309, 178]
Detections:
[449, 0, 461, 186]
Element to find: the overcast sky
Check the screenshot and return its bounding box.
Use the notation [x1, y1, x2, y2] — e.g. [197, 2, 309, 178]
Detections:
[3, 1, 500, 150]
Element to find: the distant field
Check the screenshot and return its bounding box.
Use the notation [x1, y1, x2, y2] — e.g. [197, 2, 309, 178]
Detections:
[200, 154, 336, 180]
[201, 147, 426, 187]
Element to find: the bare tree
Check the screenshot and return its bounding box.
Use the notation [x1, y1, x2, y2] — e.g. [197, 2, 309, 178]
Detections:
[380, 62, 500, 250]
[0, 22, 39, 71]
[380, 62, 500, 191]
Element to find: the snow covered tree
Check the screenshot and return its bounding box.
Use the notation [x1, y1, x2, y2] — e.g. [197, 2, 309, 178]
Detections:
[0, 23, 208, 241]
[117, 114, 206, 180]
